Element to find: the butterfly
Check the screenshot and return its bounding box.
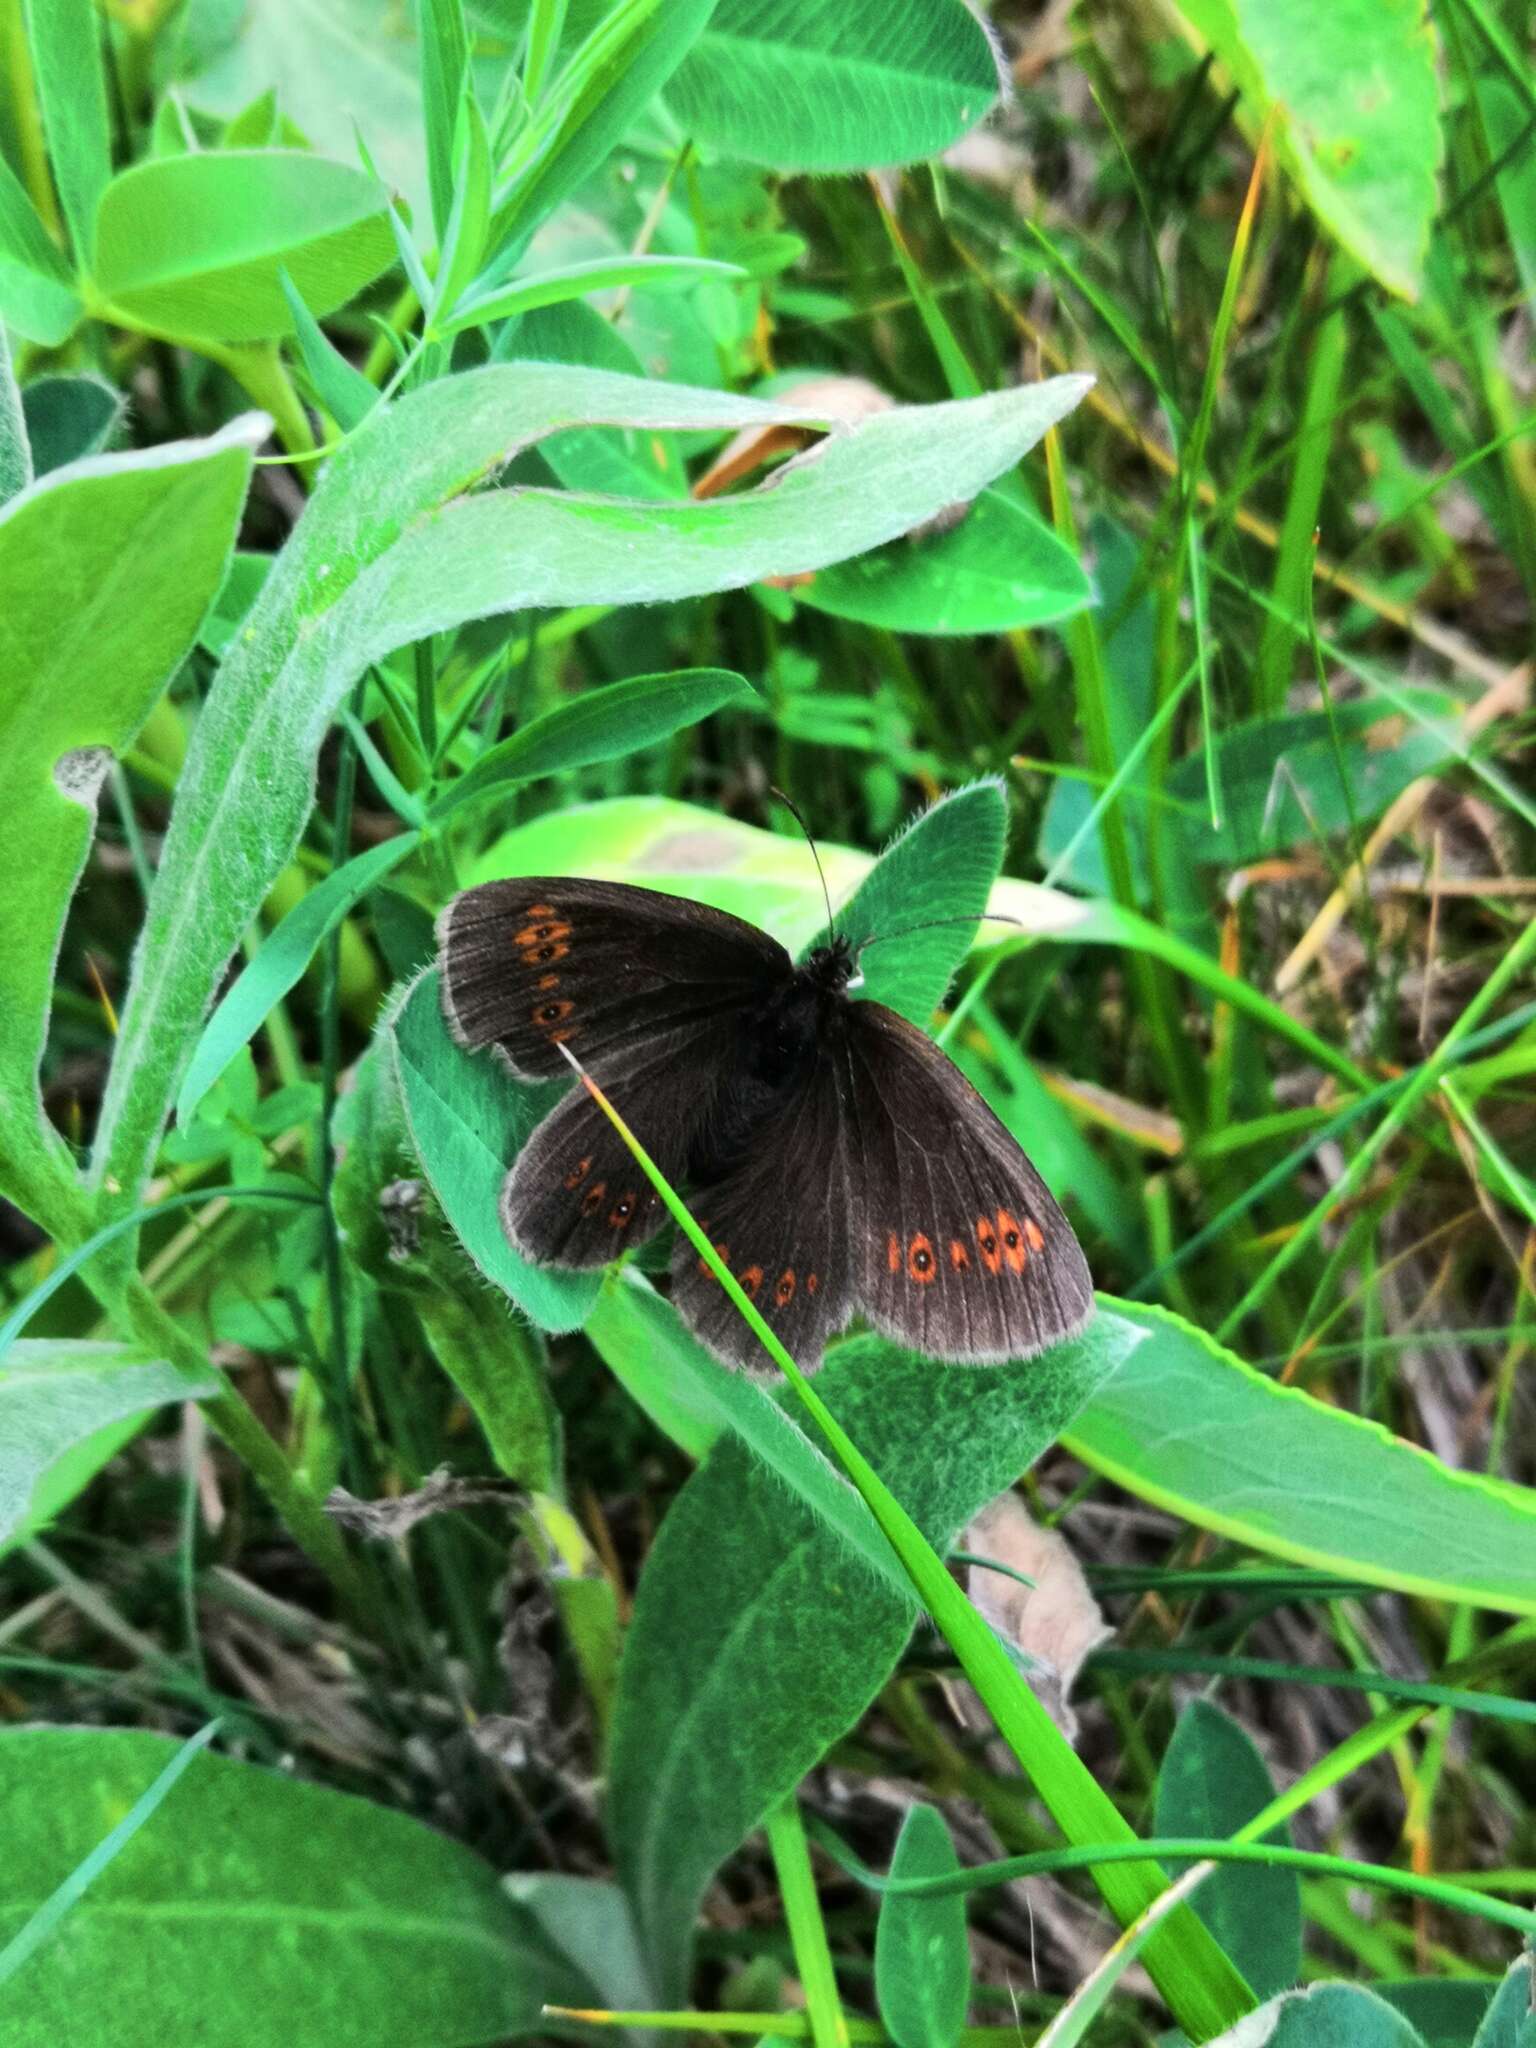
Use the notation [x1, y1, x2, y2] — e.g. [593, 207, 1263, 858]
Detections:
[437, 877, 1094, 1372]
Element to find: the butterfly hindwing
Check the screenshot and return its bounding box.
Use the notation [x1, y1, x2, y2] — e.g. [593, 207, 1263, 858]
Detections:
[438, 877, 790, 1081]
[666, 1048, 857, 1371]
[838, 1002, 1094, 1362]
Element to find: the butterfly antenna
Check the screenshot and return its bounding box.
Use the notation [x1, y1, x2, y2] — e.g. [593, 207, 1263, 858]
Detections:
[770, 785, 836, 936]
[854, 912, 1029, 965]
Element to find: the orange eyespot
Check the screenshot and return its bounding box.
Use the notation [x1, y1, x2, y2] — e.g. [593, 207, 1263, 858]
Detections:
[609, 1193, 637, 1229]
[774, 1269, 796, 1306]
[534, 998, 575, 1027]
[537, 973, 560, 991]
[907, 1234, 936, 1283]
[581, 1180, 608, 1216]
[1025, 1218, 1045, 1253]
[976, 1218, 1002, 1274]
[513, 918, 569, 948]
[887, 1233, 901, 1273]
[738, 1265, 764, 1298]
[997, 1208, 1026, 1273]
[532, 941, 569, 965]
[949, 1239, 970, 1270]
[524, 903, 557, 920]
[699, 1240, 730, 1280]
[564, 1156, 593, 1190]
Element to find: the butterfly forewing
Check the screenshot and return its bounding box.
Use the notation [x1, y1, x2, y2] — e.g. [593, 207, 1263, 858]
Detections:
[438, 877, 790, 1080]
[839, 1003, 1094, 1361]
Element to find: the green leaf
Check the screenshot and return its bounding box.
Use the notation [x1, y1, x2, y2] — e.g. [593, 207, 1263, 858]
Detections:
[1373, 1979, 1499, 2048]
[431, 91, 493, 326]
[1202, 1982, 1430, 2046]
[0, 326, 27, 505]
[0, 1342, 218, 1558]
[175, 0, 429, 220]
[19, 373, 123, 475]
[0, 415, 259, 1224]
[1155, 1698, 1301, 2001]
[603, 1310, 1128, 1995]
[1165, 687, 1461, 867]
[799, 480, 1091, 635]
[389, 968, 602, 1334]
[22, 0, 110, 262]
[92, 151, 396, 343]
[0, 150, 81, 344]
[497, 299, 685, 497]
[87, 364, 1091, 1231]
[668, 0, 1001, 172]
[433, 668, 758, 820]
[440, 253, 747, 338]
[505, 1875, 659, 2027]
[418, 0, 470, 244]
[874, 1805, 970, 2048]
[1469, 1953, 1536, 2048]
[489, 0, 714, 263]
[1066, 1300, 1536, 1614]
[804, 779, 1007, 1027]
[279, 269, 378, 430]
[335, 1043, 565, 1494]
[177, 832, 420, 1128]
[1170, 0, 1443, 300]
[0, 1726, 585, 2046]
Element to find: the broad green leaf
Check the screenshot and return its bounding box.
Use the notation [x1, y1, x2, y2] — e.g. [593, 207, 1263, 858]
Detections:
[505, 1875, 658, 2032]
[88, 364, 1092, 1231]
[0, 326, 27, 504]
[433, 668, 758, 820]
[798, 779, 1006, 1027]
[589, 1275, 930, 1602]
[1468, 1953, 1536, 2048]
[668, 0, 1001, 172]
[0, 150, 81, 344]
[0, 415, 259, 1222]
[440, 253, 746, 338]
[874, 1805, 970, 2048]
[389, 968, 602, 1334]
[20, 373, 122, 474]
[1066, 1301, 1536, 1614]
[604, 1311, 1128, 1995]
[800, 480, 1090, 634]
[92, 151, 396, 343]
[0, 1726, 585, 2046]
[1202, 1982, 1429, 2046]
[1155, 1699, 1300, 2001]
[0, 1342, 218, 1557]
[498, 299, 685, 498]
[280, 269, 379, 430]
[1373, 1979, 1498, 2048]
[177, 833, 421, 1127]
[1170, 0, 1443, 300]
[22, 0, 110, 260]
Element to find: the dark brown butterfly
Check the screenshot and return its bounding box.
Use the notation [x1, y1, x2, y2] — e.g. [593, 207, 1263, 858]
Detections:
[437, 878, 1093, 1371]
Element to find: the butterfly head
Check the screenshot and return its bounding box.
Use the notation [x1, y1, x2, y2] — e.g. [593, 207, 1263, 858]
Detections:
[804, 930, 856, 996]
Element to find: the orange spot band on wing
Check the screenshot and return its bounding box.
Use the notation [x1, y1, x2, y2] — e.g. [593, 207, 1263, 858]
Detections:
[887, 1232, 901, 1273]
[564, 1156, 593, 1190]
[774, 1269, 796, 1306]
[976, 1218, 1002, 1274]
[907, 1234, 936, 1283]
[997, 1209, 1026, 1273]
[738, 1265, 764, 1299]
[1025, 1218, 1045, 1252]
[949, 1239, 970, 1270]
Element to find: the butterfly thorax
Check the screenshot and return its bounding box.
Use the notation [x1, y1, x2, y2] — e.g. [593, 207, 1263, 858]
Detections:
[685, 938, 852, 1182]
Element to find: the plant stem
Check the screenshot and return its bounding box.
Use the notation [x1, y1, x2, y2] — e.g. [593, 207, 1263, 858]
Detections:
[765, 1798, 850, 2048]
